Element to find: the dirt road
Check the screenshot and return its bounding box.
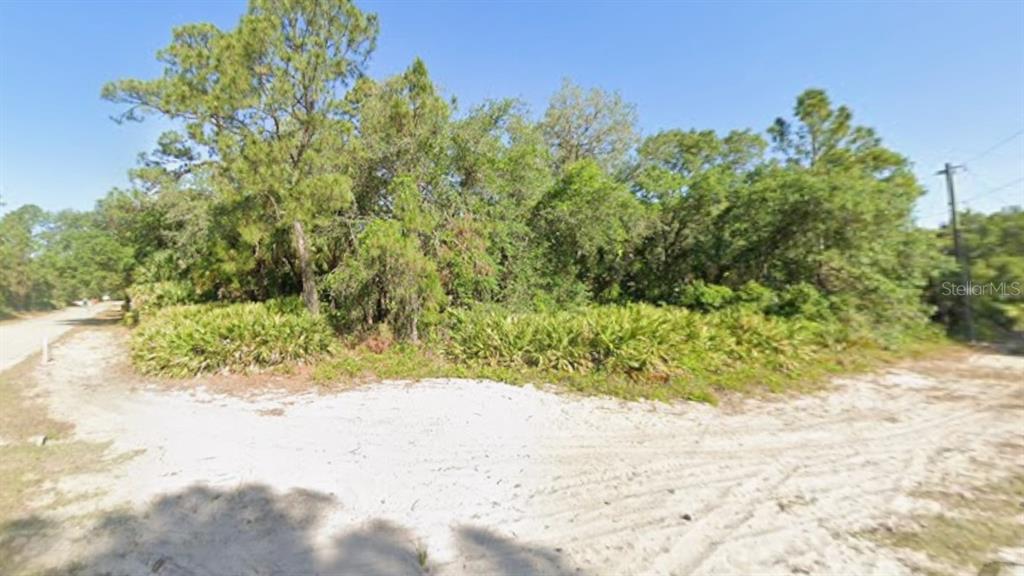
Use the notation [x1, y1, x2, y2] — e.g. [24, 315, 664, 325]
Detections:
[0, 303, 118, 371]
[2, 317, 1022, 575]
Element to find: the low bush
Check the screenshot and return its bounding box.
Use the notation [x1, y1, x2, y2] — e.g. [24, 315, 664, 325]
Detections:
[437, 303, 895, 401]
[304, 298, 945, 402]
[131, 298, 335, 376]
[124, 281, 197, 325]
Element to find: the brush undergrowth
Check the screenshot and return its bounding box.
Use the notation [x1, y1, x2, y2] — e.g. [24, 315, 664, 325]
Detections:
[124, 281, 197, 325]
[314, 303, 943, 402]
[131, 298, 335, 376]
[127, 283, 942, 401]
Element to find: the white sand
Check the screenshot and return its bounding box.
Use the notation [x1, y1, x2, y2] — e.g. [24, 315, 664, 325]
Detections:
[9, 325, 1024, 575]
[0, 303, 113, 371]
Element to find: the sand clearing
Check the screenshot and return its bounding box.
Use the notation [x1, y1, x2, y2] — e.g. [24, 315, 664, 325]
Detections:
[3, 318, 1023, 575]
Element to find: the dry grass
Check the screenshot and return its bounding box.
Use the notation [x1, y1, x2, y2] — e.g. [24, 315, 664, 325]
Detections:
[0, 346, 116, 575]
[868, 473, 1024, 575]
[0, 356, 72, 444]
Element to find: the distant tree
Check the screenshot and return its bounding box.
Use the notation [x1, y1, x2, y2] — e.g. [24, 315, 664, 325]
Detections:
[37, 211, 135, 303]
[103, 0, 379, 314]
[542, 79, 639, 173]
[0, 205, 48, 309]
[0, 206, 134, 309]
[932, 207, 1024, 338]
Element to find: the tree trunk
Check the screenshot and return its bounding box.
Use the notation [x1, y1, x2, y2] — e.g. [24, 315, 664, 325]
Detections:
[292, 220, 320, 316]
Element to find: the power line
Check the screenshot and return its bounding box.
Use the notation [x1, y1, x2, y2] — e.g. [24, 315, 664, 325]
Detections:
[963, 128, 1024, 165]
[959, 174, 1024, 206]
[916, 172, 1023, 223]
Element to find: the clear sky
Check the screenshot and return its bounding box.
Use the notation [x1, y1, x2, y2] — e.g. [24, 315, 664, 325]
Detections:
[1, 0, 1022, 228]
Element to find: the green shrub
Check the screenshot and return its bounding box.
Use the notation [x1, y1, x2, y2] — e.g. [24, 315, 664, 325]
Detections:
[314, 344, 457, 383]
[323, 219, 445, 342]
[131, 298, 335, 376]
[125, 281, 197, 325]
[439, 303, 854, 400]
[674, 281, 736, 311]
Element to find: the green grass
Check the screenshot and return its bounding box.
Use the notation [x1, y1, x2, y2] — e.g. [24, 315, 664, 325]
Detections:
[131, 298, 336, 377]
[314, 344, 457, 383]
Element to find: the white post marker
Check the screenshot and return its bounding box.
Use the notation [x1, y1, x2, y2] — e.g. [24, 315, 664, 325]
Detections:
[42, 337, 49, 364]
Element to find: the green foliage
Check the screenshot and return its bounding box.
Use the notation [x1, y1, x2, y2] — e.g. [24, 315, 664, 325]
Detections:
[533, 160, 645, 301]
[37, 211, 136, 304]
[0, 206, 132, 310]
[131, 299, 335, 376]
[542, 78, 639, 173]
[103, 0, 380, 313]
[675, 281, 738, 311]
[313, 343, 456, 383]
[324, 219, 445, 341]
[629, 92, 935, 339]
[931, 208, 1024, 340]
[0, 205, 50, 310]
[345, 59, 452, 217]
[439, 302, 871, 401]
[124, 281, 198, 324]
[8, 0, 1000, 386]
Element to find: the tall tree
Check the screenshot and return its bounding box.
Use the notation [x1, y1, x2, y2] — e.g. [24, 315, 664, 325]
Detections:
[542, 79, 639, 173]
[0, 205, 48, 310]
[344, 59, 452, 217]
[102, 0, 379, 314]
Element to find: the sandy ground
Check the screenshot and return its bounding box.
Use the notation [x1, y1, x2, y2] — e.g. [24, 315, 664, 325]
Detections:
[0, 304, 115, 371]
[2, 316, 1023, 575]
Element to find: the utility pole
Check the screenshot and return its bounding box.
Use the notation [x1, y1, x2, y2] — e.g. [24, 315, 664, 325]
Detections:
[937, 163, 975, 342]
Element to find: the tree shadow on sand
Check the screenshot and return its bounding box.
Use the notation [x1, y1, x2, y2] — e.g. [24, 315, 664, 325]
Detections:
[3, 483, 582, 576]
[454, 525, 583, 575]
[55, 316, 122, 327]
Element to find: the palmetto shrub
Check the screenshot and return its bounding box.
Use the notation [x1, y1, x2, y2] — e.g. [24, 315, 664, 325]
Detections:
[124, 281, 197, 325]
[441, 303, 843, 394]
[131, 298, 335, 376]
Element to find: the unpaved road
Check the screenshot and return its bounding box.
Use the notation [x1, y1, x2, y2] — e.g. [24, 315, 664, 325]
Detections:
[3, 315, 1023, 575]
[0, 303, 117, 371]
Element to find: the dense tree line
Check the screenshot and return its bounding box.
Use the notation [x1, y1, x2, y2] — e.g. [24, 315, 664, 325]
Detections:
[2, 0, 1018, 342]
[931, 207, 1024, 339]
[0, 206, 132, 312]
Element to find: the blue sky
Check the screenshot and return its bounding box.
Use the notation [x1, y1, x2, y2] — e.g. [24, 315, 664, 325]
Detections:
[1, 1, 1021, 228]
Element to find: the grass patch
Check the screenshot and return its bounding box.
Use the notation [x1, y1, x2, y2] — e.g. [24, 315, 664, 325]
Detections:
[131, 298, 335, 377]
[0, 360, 117, 575]
[314, 344, 457, 383]
[0, 363, 71, 445]
[868, 474, 1024, 576]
